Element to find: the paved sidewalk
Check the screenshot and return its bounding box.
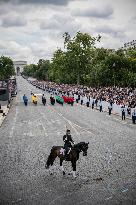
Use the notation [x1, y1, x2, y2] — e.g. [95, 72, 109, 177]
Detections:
[0, 104, 10, 127]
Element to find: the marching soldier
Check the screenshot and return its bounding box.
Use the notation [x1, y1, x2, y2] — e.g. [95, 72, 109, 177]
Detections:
[42, 94, 46, 106]
[108, 103, 112, 115]
[121, 106, 126, 120]
[132, 109, 136, 124]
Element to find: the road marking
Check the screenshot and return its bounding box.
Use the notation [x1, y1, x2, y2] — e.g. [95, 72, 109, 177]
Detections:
[121, 188, 128, 193]
[121, 122, 127, 124]
[128, 124, 136, 127]
[51, 106, 93, 135]
[50, 107, 79, 136]
[114, 118, 120, 121]
[72, 123, 93, 135]
[50, 119, 56, 123]
[114, 118, 127, 124]
[66, 119, 79, 135]
[58, 113, 62, 116]
[32, 93, 42, 96]
[9, 105, 18, 138]
[105, 196, 113, 200]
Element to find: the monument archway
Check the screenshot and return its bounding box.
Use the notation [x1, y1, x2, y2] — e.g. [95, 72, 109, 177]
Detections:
[16, 67, 20, 75]
[13, 61, 27, 75]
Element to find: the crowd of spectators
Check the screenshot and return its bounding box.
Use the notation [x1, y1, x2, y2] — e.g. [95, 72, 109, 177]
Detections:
[28, 78, 136, 109]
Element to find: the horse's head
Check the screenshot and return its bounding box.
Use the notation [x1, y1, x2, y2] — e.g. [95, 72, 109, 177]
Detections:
[77, 142, 89, 156]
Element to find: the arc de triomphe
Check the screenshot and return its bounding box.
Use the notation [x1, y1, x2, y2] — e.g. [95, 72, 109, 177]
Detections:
[13, 61, 27, 75]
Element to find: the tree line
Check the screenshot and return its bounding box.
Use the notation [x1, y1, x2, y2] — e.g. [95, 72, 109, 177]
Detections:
[1, 32, 136, 87]
[23, 32, 136, 87]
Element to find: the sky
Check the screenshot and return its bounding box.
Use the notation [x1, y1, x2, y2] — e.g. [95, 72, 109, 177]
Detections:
[0, 0, 136, 64]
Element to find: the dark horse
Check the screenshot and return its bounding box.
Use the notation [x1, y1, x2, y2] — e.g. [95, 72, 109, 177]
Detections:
[45, 142, 89, 178]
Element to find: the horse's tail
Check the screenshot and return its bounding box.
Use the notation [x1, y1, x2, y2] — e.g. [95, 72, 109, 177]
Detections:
[45, 147, 56, 169]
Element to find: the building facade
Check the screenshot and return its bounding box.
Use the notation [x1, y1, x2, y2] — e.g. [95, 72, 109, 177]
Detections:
[13, 61, 27, 75]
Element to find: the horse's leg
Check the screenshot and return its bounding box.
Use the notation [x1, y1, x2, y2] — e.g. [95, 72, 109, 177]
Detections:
[71, 161, 76, 178]
[46, 151, 56, 169]
[46, 155, 57, 175]
[60, 158, 65, 175]
[46, 154, 52, 169]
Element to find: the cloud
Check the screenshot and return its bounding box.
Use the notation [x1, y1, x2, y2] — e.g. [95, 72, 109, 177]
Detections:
[0, 0, 74, 6]
[1, 15, 27, 27]
[131, 15, 136, 22]
[72, 5, 113, 18]
[20, 0, 72, 5]
[0, 41, 6, 49]
[0, 0, 135, 63]
[40, 14, 81, 36]
[0, 38, 58, 63]
[40, 19, 60, 30]
[30, 41, 57, 60]
[95, 25, 125, 38]
[0, 7, 9, 15]
[0, 0, 9, 2]
[0, 40, 33, 61]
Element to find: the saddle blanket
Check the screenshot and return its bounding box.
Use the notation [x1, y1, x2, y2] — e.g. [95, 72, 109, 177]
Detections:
[60, 148, 65, 156]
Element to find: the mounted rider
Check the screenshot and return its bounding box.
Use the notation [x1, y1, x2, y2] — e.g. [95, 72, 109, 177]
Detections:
[63, 129, 75, 159]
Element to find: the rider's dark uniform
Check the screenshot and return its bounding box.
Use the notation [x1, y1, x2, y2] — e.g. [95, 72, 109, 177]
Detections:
[63, 130, 74, 158]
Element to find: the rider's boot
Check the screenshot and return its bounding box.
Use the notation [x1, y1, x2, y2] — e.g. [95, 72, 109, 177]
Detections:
[65, 150, 69, 160]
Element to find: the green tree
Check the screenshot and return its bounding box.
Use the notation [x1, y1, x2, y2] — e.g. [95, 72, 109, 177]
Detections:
[63, 32, 101, 84]
[126, 48, 136, 60]
[49, 49, 68, 83]
[88, 48, 110, 86]
[103, 52, 131, 86]
[0, 56, 15, 80]
[22, 64, 38, 77]
[36, 59, 50, 80]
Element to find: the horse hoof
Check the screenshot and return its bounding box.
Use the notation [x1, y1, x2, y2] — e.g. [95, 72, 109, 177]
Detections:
[45, 165, 49, 169]
[72, 171, 77, 178]
[73, 175, 77, 179]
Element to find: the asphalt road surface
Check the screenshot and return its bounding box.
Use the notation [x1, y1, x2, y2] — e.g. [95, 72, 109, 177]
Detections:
[0, 76, 136, 205]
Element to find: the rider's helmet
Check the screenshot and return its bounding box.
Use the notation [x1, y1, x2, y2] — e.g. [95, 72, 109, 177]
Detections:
[66, 129, 70, 135]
